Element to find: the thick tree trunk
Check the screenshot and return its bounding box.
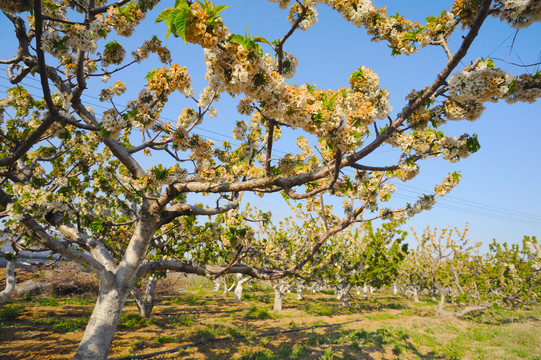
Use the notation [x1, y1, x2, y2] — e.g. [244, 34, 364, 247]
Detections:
[213, 279, 221, 292]
[0, 259, 16, 304]
[233, 274, 250, 302]
[132, 273, 158, 318]
[296, 282, 304, 300]
[412, 287, 420, 303]
[337, 283, 352, 307]
[273, 282, 288, 312]
[72, 280, 130, 360]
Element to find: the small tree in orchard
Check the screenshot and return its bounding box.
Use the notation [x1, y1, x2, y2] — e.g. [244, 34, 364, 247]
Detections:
[309, 221, 408, 307]
[1, 1, 540, 359]
[402, 226, 541, 317]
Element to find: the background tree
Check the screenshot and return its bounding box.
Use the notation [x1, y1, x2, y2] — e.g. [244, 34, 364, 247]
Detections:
[0, 1, 540, 359]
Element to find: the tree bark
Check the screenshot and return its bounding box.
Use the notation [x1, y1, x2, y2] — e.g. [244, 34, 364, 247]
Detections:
[337, 283, 352, 307]
[233, 274, 250, 302]
[73, 280, 130, 360]
[0, 259, 16, 304]
[273, 282, 288, 312]
[296, 282, 304, 300]
[132, 273, 158, 318]
[412, 287, 420, 303]
[436, 292, 446, 317]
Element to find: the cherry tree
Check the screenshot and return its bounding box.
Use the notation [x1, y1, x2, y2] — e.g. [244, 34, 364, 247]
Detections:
[400, 225, 541, 316]
[0, 0, 540, 359]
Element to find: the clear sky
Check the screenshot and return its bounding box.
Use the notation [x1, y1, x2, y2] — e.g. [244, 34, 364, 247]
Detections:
[1, 1, 540, 250]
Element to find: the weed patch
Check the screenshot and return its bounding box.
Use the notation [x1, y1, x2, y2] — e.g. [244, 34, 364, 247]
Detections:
[119, 312, 152, 329]
[53, 317, 88, 332]
[0, 304, 26, 325]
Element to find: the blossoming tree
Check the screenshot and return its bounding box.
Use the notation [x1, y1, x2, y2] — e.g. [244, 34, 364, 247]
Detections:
[0, 0, 540, 359]
[399, 225, 541, 316]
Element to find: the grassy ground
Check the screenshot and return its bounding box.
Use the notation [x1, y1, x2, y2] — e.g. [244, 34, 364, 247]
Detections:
[0, 286, 540, 359]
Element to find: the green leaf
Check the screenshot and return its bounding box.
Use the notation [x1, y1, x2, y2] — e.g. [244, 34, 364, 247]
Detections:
[145, 69, 158, 80]
[252, 36, 272, 46]
[466, 136, 481, 153]
[30, 65, 40, 76]
[174, 12, 187, 43]
[155, 8, 173, 24]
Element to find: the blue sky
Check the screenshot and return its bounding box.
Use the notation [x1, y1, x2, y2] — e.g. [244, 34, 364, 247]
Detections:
[1, 1, 540, 249]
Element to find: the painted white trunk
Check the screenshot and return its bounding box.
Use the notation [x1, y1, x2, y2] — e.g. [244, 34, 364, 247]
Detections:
[337, 283, 352, 307]
[412, 287, 420, 303]
[132, 273, 158, 318]
[233, 274, 250, 302]
[436, 292, 446, 317]
[392, 283, 398, 295]
[362, 284, 369, 297]
[356, 286, 361, 296]
[73, 283, 130, 360]
[273, 283, 287, 312]
[213, 279, 221, 292]
[296, 284, 304, 300]
[0, 259, 16, 304]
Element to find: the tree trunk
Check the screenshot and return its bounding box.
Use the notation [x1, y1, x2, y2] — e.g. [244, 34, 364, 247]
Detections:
[0, 259, 16, 304]
[73, 281, 130, 360]
[233, 274, 250, 302]
[132, 273, 158, 318]
[362, 284, 369, 297]
[213, 279, 221, 292]
[436, 292, 445, 317]
[337, 283, 352, 307]
[392, 283, 398, 295]
[412, 287, 420, 303]
[273, 282, 287, 312]
[296, 282, 304, 300]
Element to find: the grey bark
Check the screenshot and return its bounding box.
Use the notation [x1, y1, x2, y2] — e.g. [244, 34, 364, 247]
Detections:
[0, 259, 16, 304]
[273, 282, 288, 312]
[337, 283, 353, 307]
[72, 280, 130, 360]
[233, 274, 250, 302]
[412, 287, 420, 303]
[131, 273, 158, 318]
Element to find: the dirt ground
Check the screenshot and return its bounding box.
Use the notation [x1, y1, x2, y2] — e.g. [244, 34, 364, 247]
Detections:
[1, 289, 540, 360]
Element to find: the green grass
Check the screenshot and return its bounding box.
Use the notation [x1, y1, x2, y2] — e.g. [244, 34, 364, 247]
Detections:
[118, 312, 153, 329]
[53, 316, 88, 332]
[303, 302, 341, 316]
[38, 294, 60, 307]
[171, 314, 195, 327]
[245, 305, 274, 320]
[155, 335, 176, 344]
[0, 304, 26, 325]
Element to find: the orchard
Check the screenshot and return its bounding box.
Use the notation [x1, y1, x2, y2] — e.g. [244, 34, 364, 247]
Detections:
[0, 1, 540, 359]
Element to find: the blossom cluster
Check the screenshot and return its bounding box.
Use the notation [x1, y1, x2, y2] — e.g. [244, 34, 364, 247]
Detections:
[146, 64, 192, 98]
[9, 183, 70, 220]
[288, 2, 319, 31]
[407, 195, 436, 216]
[106, 5, 144, 37]
[437, 135, 471, 163]
[41, 15, 109, 57]
[324, 0, 417, 55]
[495, 0, 541, 28]
[184, 2, 230, 48]
[448, 61, 514, 103]
[415, 11, 456, 47]
[132, 36, 172, 64]
[101, 109, 127, 138]
[434, 172, 461, 197]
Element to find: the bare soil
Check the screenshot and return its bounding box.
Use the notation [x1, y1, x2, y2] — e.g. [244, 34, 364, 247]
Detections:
[1, 288, 540, 360]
